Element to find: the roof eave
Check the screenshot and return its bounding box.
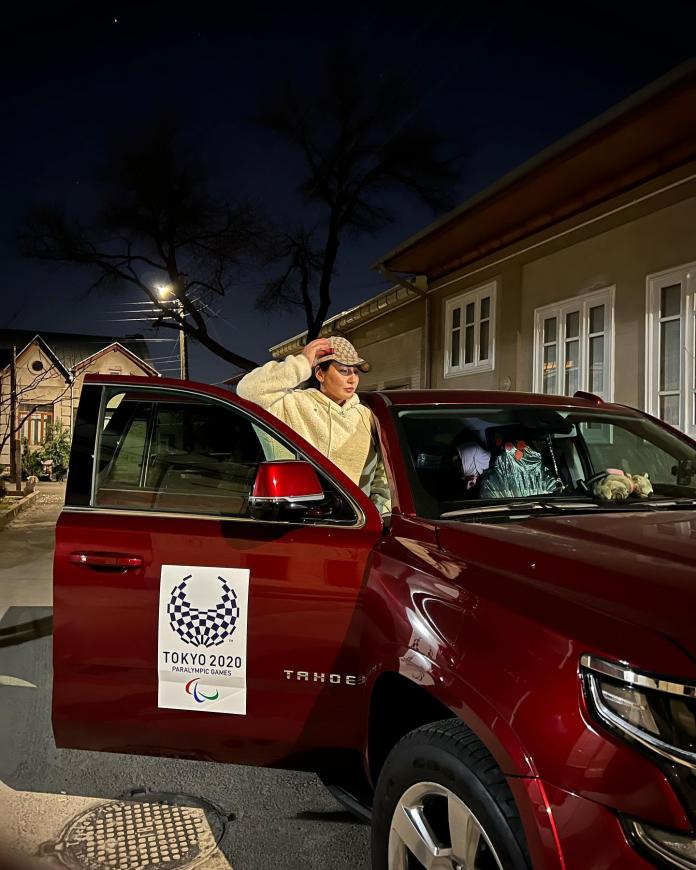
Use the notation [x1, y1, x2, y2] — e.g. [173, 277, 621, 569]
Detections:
[268, 283, 422, 356]
[72, 341, 160, 376]
[371, 57, 696, 274]
[16, 334, 73, 382]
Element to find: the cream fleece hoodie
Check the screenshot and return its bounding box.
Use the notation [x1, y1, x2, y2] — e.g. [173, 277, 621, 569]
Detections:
[237, 354, 391, 513]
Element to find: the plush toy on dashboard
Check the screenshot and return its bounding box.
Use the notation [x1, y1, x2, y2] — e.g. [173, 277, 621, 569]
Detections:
[628, 472, 653, 498]
[592, 469, 653, 501]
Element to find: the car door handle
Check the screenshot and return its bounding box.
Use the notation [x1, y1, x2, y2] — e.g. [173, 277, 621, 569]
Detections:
[69, 552, 144, 569]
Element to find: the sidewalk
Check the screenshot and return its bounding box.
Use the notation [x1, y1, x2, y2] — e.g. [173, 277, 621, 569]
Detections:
[0, 491, 39, 531]
[0, 483, 60, 620]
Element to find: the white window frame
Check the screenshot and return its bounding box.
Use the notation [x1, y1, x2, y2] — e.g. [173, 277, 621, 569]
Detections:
[645, 262, 696, 436]
[443, 281, 497, 378]
[533, 286, 615, 400]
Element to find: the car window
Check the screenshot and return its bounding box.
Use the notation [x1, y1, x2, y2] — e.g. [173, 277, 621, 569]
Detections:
[394, 405, 696, 519]
[577, 422, 677, 482]
[95, 389, 293, 517]
[93, 388, 356, 523]
[98, 398, 152, 488]
[252, 424, 295, 461]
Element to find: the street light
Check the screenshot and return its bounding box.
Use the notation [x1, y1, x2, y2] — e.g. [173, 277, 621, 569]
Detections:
[157, 285, 188, 380]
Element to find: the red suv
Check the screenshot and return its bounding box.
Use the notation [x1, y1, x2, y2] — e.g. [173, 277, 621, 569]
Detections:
[54, 375, 696, 869]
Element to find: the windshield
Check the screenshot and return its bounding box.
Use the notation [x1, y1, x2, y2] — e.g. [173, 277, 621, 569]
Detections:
[394, 405, 696, 520]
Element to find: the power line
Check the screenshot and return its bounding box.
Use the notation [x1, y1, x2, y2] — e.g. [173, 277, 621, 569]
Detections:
[106, 300, 157, 305]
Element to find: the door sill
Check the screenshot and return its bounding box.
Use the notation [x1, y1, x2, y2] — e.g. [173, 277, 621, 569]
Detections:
[325, 783, 372, 824]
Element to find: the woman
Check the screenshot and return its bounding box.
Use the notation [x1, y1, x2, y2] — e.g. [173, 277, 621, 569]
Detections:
[236, 336, 391, 514]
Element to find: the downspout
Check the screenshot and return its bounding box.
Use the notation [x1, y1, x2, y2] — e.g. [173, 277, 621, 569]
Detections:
[378, 270, 430, 388]
[69, 372, 74, 436]
[423, 290, 431, 389]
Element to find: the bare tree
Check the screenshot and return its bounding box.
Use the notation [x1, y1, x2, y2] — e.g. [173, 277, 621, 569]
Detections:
[255, 227, 323, 327]
[256, 57, 461, 339]
[20, 117, 270, 371]
[0, 362, 71, 459]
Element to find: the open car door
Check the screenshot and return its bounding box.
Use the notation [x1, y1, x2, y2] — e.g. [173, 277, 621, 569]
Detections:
[53, 375, 384, 770]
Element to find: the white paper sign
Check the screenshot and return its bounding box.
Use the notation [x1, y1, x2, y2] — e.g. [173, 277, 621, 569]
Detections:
[158, 565, 250, 715]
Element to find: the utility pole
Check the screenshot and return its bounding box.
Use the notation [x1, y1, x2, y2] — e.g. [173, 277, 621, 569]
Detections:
[179, 303, 189, 380]
[9, 345, 21, 493]
[157, 287, 189, 380]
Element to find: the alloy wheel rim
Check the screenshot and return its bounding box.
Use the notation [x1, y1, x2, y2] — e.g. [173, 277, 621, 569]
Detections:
[387, 781, 505, 870]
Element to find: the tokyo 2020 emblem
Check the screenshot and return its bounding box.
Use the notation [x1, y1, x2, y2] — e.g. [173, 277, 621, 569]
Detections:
[167, 574, 239, 647]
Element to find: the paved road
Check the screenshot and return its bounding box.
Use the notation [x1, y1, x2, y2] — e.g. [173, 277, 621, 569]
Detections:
[0, 488, 63, 618]
[0, 491, 370, 870]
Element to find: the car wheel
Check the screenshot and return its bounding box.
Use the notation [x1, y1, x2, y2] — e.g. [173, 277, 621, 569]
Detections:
[371, 718, 530, 870]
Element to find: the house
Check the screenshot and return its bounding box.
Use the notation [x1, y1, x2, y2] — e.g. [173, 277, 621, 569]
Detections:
[271, 59, 696, 435]
[0, 330, 157, 468]
[269, 281, 426, 392]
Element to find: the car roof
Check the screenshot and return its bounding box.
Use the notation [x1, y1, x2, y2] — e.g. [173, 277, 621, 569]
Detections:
[365, 388, 640, 414]
[82, 374, 641, 416]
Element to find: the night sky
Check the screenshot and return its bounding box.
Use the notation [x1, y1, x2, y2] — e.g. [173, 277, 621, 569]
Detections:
[2, 0, 695, 383]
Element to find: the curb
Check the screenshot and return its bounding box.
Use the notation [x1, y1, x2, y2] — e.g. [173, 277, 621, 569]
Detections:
[0, 490, 39, 531]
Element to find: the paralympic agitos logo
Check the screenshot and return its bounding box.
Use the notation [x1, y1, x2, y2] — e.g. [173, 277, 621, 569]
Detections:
[185, 677, 219, 704]
[168, 574, 240, 648]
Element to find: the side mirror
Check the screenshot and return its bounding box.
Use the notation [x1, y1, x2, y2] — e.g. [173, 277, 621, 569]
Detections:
[248, 461, 326, 519]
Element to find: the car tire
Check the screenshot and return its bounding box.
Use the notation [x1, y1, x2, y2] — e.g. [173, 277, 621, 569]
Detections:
[371, 718, 530, 870]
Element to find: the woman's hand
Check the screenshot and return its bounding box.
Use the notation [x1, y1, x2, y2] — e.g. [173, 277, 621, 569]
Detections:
[301, 338, 333, 367]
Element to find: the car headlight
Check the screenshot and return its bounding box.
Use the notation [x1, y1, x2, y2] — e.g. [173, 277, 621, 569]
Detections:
[581, 654, 696, 768]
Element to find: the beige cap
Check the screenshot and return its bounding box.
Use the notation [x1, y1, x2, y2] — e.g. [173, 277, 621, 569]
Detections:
[316, 336, 371, 373]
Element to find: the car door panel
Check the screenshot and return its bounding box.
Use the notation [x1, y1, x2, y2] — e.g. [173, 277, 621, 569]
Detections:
[53, 378, 383, 769]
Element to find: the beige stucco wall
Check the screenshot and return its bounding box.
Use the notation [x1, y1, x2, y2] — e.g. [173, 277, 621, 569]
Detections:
[1, 343, 154, 467]
[428, 263, 522, 392]
[517, 194, 696, 406]
[0, 343, 71, 466]
[72, 347, 150, 391]
[344, 300, 424, 390]
[424, 183, 696, 404]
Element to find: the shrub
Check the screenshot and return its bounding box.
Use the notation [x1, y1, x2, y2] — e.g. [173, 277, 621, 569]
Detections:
[21, 437, 43, 479]
[40, 420, 72, 479]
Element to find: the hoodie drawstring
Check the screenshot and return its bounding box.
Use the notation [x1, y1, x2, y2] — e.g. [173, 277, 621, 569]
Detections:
[328, 402, 333, 457]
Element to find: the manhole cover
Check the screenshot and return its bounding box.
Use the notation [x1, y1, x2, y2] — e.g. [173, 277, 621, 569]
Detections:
[41, 792, 229, 870]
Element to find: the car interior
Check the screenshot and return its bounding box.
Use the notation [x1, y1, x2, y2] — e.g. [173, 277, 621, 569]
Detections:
[399, 405, 696, 517]
[403, 410, 583, 503]
[96, 398, 266, 514]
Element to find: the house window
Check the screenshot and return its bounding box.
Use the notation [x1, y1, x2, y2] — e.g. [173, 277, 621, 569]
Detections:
[533, 287, 614, 399]
[20, 403, 54, 446]
[444, 281, 496, 377]
[646, 263, 696, 434]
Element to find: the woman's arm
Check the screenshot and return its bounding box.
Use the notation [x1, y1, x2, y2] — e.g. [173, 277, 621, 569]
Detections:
[236, 355, 311, 411]
[236, 338, 333, 411]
